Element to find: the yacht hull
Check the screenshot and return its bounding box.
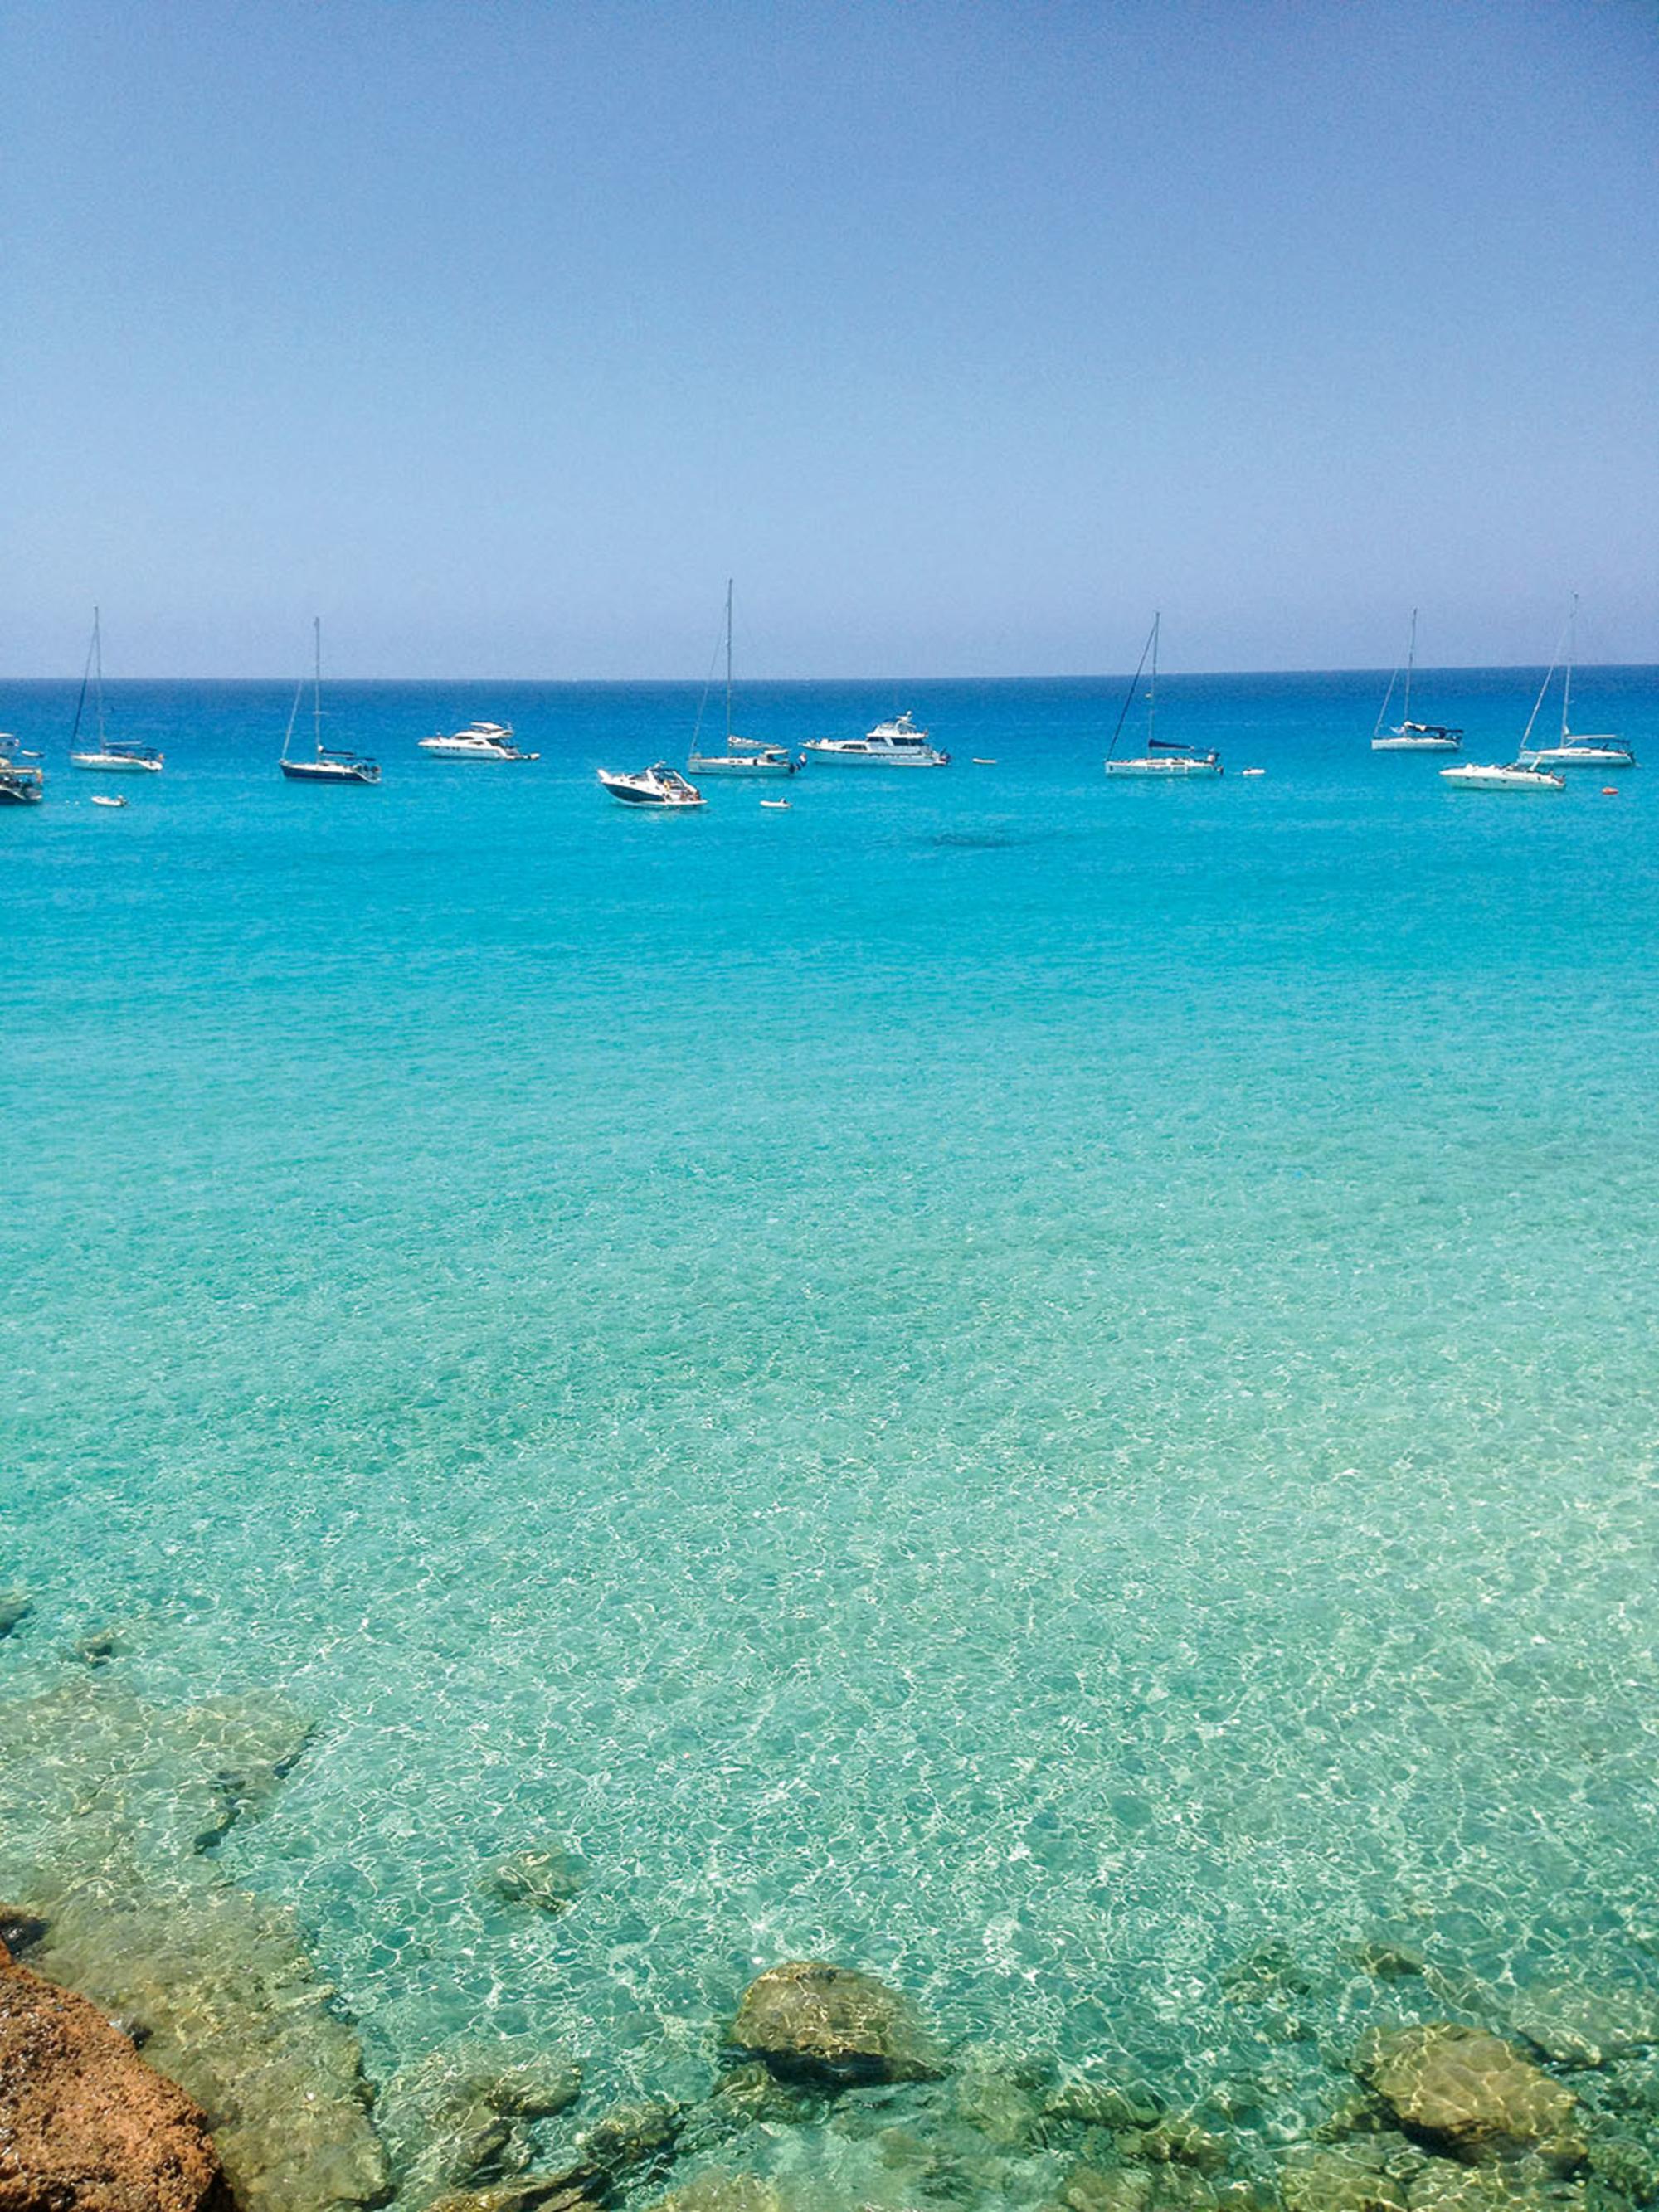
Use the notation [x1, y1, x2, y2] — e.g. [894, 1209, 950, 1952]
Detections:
[687, 754, 798, 777]
[1371, 737, 1460, 752]
[1106, 757, 1222, 777]
[71, 752, 163, 773]
[801, 747, 947, 766]
[281, 760, 381, 785]
[1441, 765, 1564, 790]
[0, 777, 44, 805]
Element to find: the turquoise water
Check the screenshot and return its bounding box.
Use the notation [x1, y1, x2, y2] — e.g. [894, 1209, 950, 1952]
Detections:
[4, 668, 1659, 2182]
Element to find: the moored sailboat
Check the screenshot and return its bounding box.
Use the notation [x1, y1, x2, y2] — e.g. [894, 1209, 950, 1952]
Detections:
[280, 621, 382, 784]
[69, 610, 164, 773]
[1370, 610, 1462, 751]
[1517, 598, 1636, 769]
[1104, 615, 1221, 776]
[688, 582, 800, 778]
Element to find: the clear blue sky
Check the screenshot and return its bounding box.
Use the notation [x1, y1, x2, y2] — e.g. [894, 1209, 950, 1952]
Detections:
[4, 0, 1656, 676]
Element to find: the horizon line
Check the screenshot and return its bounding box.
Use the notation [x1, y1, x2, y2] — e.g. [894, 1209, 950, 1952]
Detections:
[5, 660, 1657, 685]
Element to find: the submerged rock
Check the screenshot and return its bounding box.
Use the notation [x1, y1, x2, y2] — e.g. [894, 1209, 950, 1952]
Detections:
[577, 2098, 684, 2180]
[0, 1903, 50, 1957]
[421, 2174, 599, 2212]
[377, 2039, 582, 2200]
[727, 1960, 944, 2087]
[1044, 2070, 1165, 2131]
[74, 1628, 128, 1668]
[1355, 2025, 1584, 2169]
[0, 1590, 32, 1640]
[1506, 1984, 1659, 2071]
[0, 1678, 387, 2212]
[645, 2172, 788, 2212]
[1406, 2159, 1585, 2212]
[0, 1933, 232, 2212]
[1279, 2147, 1412, 2212]
[478, 1849, 587, 1917]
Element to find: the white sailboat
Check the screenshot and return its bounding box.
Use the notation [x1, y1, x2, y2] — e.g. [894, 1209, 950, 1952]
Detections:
[1442, 643, 1567, 791]
[69, 610, 164, 773]
[688, 583, 799, 777]
[1104, 615, 1221, 776]
[1370, 610, 1462, 751]
[279, 620, 382, 784]
[1517, 598, 1636, 768]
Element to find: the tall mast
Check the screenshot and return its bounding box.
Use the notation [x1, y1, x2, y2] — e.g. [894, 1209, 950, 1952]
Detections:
[1402, 608, 1417, 725]
[1147, 612, 1160, 752]
[724, 579, 734, 746]
[1561, 593, 1577, 739]
[93, 605, 107, 746]
[313, 617, 324, 757]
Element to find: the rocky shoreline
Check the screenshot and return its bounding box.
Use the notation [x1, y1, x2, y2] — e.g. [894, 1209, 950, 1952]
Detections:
[2, 1657, 1657, 2212]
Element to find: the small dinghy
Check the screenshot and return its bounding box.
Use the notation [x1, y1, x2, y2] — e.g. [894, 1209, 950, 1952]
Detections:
[91, 793, 128, 808]
[760, 799, 791, 809]
[972, 757, 997, 765]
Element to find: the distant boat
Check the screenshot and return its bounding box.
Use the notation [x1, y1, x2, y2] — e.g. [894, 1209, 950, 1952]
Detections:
[419, 720, 538, 761]
[804, 711, 950, 766]
[280, 620, 382, 784]
[91, 793, 127, 808]
[0, 734, 45, 806]
[1371, 610, 1462, 751]
[69, 610, 164, 773]
[1518, 598, 1636, 769]
[1104, 615, 1221, 776]
[687, 585, 799, 777]
[1441, 761, 1564, 791]
[597, 762, 705, 808]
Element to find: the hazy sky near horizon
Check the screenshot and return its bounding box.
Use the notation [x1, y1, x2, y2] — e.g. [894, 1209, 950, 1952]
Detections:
[5, 0, 1657, 677]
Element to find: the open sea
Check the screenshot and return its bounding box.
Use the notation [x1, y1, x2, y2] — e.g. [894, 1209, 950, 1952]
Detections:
[4, 666, 1658, 2205]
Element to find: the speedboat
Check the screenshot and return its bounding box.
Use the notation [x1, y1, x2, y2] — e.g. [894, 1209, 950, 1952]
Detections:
[0, 737, 44, 806]
[418, 721, 538, 761]
[71, 741, 163, 773]
[803, 712, 949, 766]
[1440, 761, 1564, 791]
[688, 737, 799, 777]
[597, 762, 705, 808]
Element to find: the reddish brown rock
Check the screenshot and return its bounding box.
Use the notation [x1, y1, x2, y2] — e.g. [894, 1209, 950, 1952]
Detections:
[0, 1934, 233, 2211]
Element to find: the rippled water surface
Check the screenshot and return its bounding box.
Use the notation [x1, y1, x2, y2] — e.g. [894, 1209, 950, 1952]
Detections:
[4, 670, 1658, 2176]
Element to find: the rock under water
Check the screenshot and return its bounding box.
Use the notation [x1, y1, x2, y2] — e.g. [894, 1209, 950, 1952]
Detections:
[0, 1932, 232, 2212]
[727, 1960, 945, 2088]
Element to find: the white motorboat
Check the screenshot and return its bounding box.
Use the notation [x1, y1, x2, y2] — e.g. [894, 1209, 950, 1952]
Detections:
[1441, 761, 1564, 791]
[1371, 611, 1462, 751]
[803, 712, 949, 766]
[68, 610, 164, 772]
[598, 762, 705, 808]
[0, 736, 44, 806]
[1104, 615, 1222, 777]
[687, 582, 800, 777]
[280, 620, 382, 785]
[91, 793, 128, 808]
[1518, 598, 1636, 768]
[418, 720, 538, 761]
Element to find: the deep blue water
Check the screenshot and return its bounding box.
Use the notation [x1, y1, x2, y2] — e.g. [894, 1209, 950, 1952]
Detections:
[3, 667, 1657, 2194]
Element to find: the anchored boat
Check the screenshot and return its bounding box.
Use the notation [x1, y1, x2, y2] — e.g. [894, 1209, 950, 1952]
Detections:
[597, 762, 706, 808]
[688, 583, 800, 778]
[804, 711, 948, 766]
[1105, 616, 1222, 776]
[69, 610, 164, 773]
[280, 620, 382, 784]
[0, 736, 44, 806]
[1518, 599, 1636, 769]
[419, 721, 538, 761]
[1371, 611, 1462, 751]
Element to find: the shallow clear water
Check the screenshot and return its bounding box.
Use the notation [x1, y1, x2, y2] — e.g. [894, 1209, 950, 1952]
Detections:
[3, 669, 1658, 2170]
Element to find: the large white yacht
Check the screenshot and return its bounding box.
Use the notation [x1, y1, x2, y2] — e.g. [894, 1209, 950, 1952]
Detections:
[418, 721, 538, 761]
[0, 736, 45, 806]
[803, 712, 949, 766]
